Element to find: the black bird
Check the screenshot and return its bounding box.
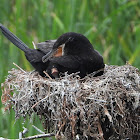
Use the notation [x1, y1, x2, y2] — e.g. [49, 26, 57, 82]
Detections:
[42, 32, 105, 78]
[0, 24, 104, 78]
[0, 24, 56, 77]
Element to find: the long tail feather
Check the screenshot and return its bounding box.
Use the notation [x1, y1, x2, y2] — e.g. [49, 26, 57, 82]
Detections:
[0, 24, 29, 52]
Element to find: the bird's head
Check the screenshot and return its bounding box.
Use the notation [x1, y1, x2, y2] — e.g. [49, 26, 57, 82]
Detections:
[42, 32, 93, 62]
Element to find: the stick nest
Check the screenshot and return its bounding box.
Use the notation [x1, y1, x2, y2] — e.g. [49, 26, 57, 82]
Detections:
[1, 64, 140, 140]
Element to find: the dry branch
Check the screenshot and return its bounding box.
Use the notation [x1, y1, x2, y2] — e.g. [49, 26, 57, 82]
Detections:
[0, 133, 55, 140]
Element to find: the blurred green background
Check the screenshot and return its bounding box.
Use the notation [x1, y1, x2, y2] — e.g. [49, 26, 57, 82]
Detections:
[0, 0, 140, 139]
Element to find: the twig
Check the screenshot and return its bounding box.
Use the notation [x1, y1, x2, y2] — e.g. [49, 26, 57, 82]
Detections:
[19, 132, 22, 139]
[115, 98, 124, 117]
[32, 125, 45, 134]
[104, 106, 113, 123]
[76, 134, 80, 140]
[32, 41, 37, 49]
[43, 71, 52, 80]
[97, 120, 105, 140]
[92, 68, 104, 76]
[13, 62, 26, 73]
[19, 127, 28, 139]
[31, 96, 48, 109]
[22, 133, 55, 140]
[0, 133, 55, 140]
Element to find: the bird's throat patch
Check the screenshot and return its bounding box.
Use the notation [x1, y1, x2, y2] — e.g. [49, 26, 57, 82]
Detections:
[53, 46, 63, 57]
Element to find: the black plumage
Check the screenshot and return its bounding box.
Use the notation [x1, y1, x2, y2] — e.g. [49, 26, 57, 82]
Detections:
[43, 32, 105, 78]
[0, 24, 104, 78]
[0, 24, 55, 77]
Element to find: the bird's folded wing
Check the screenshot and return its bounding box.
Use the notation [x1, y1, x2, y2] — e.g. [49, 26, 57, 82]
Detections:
[36, 40, 56, 54]
[50, 55, 81, 69]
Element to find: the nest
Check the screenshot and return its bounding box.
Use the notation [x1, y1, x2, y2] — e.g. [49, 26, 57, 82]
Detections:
[1, 64, 140, 140]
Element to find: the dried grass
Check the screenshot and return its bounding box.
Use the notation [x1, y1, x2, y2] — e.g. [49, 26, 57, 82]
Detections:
[1, 64, 140, 140]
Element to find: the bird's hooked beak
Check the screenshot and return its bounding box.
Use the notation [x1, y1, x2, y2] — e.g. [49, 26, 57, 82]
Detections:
[42, 44, 65, 63]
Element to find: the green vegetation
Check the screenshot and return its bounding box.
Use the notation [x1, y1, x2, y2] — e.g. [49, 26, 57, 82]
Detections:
[0, 0, 140, 139]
